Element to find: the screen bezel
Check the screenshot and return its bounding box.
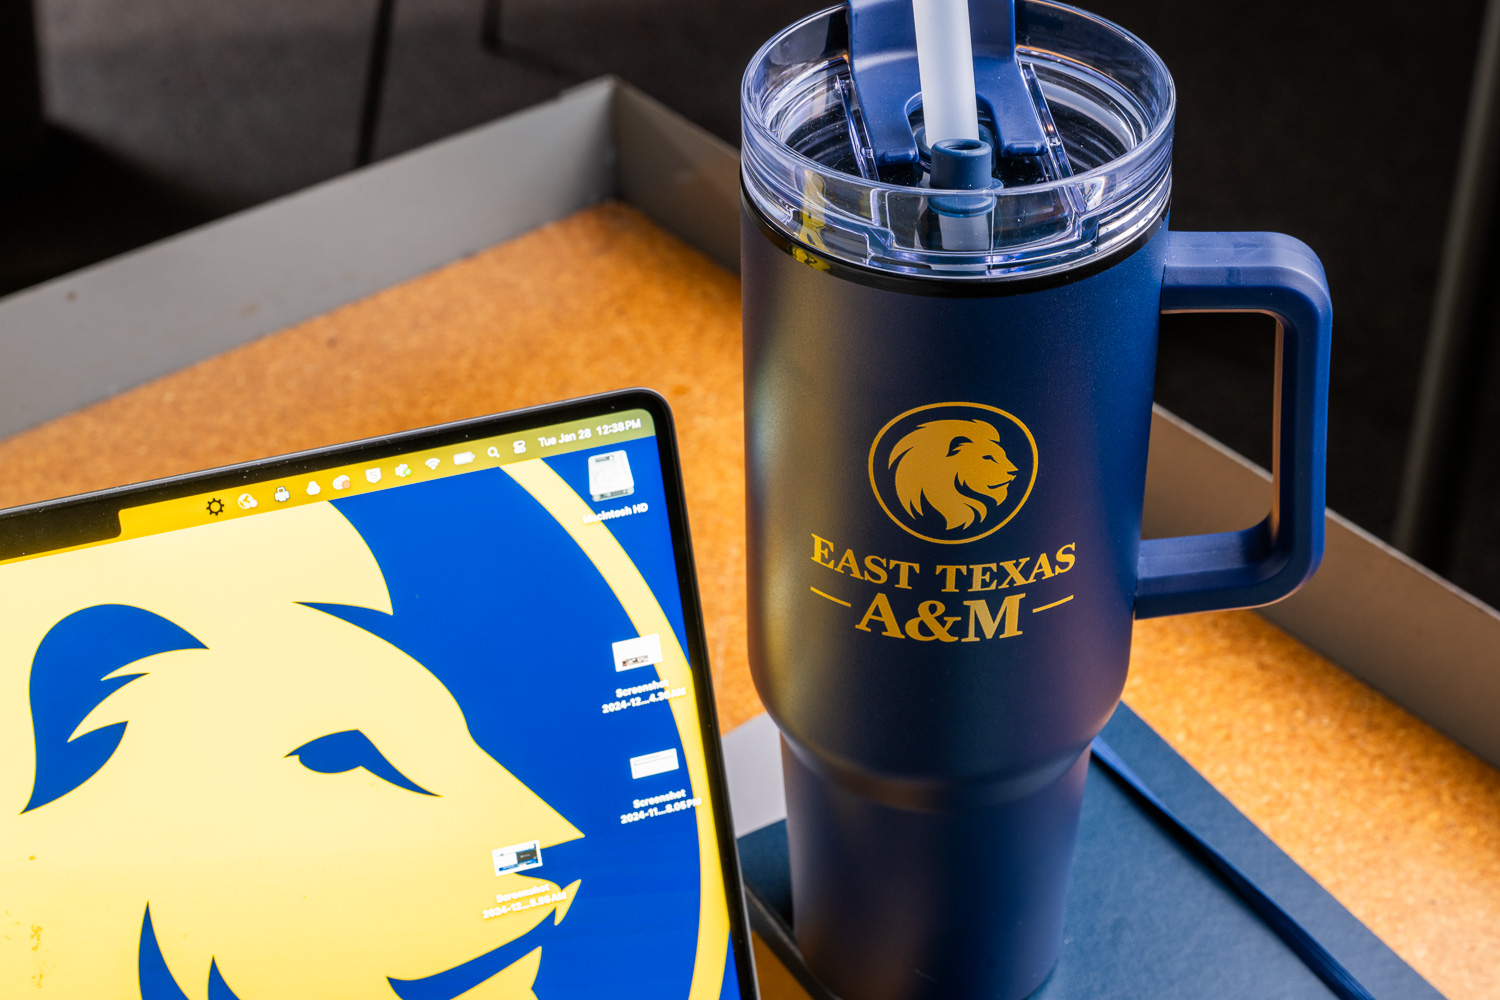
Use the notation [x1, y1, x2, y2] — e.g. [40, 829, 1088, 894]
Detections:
[0, 387, 759, 999]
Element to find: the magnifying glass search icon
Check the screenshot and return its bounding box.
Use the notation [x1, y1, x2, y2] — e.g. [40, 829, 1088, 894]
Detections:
[487, 446, 501, 458]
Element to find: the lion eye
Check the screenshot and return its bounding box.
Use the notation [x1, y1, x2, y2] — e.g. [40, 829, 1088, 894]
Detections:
[287, 730, 436, 796]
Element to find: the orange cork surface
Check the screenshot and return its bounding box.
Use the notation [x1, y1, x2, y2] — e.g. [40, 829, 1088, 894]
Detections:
[2, 202, 1496, 998]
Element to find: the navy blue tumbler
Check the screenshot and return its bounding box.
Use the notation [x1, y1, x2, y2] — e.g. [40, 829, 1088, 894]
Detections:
[740, 3, 1332, 999]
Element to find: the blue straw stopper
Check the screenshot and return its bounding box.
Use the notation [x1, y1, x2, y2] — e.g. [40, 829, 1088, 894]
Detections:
[930, 137, 995, 190]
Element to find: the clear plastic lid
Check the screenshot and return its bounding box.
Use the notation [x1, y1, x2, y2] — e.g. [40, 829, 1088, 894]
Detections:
[741, 1, 1175, 280]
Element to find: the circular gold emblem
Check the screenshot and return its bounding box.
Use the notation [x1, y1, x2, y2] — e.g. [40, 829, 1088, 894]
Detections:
[868, 402, 1038, 544]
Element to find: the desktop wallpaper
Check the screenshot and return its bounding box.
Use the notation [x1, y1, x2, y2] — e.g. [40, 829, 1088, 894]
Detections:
[0, 433, 738, 1000]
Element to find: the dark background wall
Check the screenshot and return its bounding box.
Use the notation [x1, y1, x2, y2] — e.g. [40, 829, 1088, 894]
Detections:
[3, 0, 1497, 607]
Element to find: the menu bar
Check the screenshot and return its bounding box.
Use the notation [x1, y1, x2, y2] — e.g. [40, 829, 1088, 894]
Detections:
[114, 410, 655, 542]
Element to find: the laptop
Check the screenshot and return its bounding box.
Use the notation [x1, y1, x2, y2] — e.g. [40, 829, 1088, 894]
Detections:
[0, 389, 757, 1000]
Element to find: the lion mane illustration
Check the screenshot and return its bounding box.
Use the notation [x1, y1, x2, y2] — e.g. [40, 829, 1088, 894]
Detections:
[1, 503, 581, 999]
[889, 419, 1020, 531]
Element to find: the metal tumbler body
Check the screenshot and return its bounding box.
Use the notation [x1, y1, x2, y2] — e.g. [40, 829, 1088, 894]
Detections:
[744, 208, 1168, 999]
[741, 5, 1331, 998]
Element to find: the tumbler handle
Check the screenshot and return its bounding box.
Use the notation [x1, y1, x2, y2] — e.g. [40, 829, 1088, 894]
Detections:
[1134, 231, 1332, 619]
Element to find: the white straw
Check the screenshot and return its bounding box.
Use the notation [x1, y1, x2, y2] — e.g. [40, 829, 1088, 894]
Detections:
[912, 0, 980, 145]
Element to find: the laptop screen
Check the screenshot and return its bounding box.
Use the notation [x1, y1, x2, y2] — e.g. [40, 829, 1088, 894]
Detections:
[0, 393, 751, 999]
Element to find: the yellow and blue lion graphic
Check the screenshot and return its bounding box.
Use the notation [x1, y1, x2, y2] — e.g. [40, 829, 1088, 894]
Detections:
[3, 503, 581, 998]
[3, 453, 732, 1000]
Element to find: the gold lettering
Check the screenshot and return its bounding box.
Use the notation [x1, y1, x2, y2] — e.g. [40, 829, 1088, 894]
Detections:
[904, 601, 961, 642]
[934, 565, 965, 592]
[863, 555, 889, 585]
[834, 548, 864, 580]
[812, 534, 835, 568]
[1054, 543, 1076, 574]
[890, 560, 920, 590]
[855, 593, 905, 637]
[1027, 553, 1054, 582]
[968, 563, 997, 591]
[998, 557, 1031, 588]
[961, 595, 1025, 640]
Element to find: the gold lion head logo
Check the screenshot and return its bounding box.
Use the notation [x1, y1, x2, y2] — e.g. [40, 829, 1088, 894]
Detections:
[889, 419, 1020, 530]
[869, 402, 1037, 544]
